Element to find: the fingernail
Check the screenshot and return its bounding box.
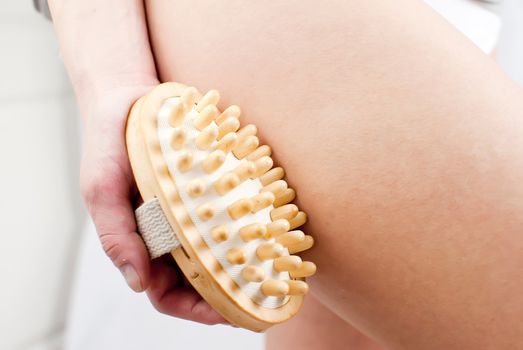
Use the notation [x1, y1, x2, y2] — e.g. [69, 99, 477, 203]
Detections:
[120, 264, 143, 292]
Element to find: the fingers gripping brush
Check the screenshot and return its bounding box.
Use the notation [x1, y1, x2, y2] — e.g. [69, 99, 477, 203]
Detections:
[126, 83, 316, 331]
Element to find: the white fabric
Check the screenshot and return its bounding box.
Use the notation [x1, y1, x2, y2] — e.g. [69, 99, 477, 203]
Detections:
[424, 0, 501, 54]
[135, 198, 181, 258]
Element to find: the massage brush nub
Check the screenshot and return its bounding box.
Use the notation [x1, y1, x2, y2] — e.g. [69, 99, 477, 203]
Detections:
[126, 83, 316, 331]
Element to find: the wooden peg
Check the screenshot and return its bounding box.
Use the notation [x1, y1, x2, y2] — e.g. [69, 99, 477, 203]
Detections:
[226, 247, 246, 265]
[289, 261, 317, 278]
[227, 198, 254, 220]
[287, 235, 314, 254]
[187, 179, 206, 198]
[256, 242, 285, 260]
[270, 204, 299, 221]
[265, 219, 290, 239]
[196, 89, 220, 112]
[177, 150, 193, 172]
[241, 265, 265, 283]
[233, 161, 257, 181]
[261, 180, 288, 197]
[218, 117, 240, 140]
[289, 211, 307, 230]
[211, 225, 229, 242]
[276, 230, 305, 247]
[170, 128, 187, 150]
[168, 101, 187, 127]
[236, 124, 257, 141]
[251, 156, 273, 178]
[202, 150, 226, 173]
[261, 280, 289, 297]
[233, 135, 259, 159]
[195, 123, 218, 150]
[246, 145, 272, 161]
[239, 223, 267, 241]
[286, 280, 309, 296]
[194, 104, 219, 130]
[216, 105, 241, 125]
[274, 188, 296, 207]
[251, 192, 275, 213]
[214, 172, 240, 195]
[259, 167, 285, 186]
[180, 86, 198, 107]
[273, 256, 302, 272]
[196, 203, 215, 221]
[213, 132, 238, 153]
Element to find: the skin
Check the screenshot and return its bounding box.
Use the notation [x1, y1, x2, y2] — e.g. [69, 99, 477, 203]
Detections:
[50, 0, 523, 348]
[266, 295, 383, 350]
[49, 0, 225, 325]
[146, 1, 523, 348]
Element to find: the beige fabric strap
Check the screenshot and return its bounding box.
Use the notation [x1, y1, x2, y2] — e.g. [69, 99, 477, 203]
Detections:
[135, 198, 181, 259]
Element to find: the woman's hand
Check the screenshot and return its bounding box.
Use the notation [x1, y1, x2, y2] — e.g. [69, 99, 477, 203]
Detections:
[49, 0, 225, 325]
[80, 82, 226, 325]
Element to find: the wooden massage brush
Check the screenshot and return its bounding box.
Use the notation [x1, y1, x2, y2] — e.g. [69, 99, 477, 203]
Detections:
[126, 82, 316, 331]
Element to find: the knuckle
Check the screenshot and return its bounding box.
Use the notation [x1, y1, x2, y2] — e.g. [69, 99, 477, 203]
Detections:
[80, 171, 119, 211]
[146, 293, 166, 314]
[80, 173, 104, 202]
[98, 231, 124, 263]
[150, 300, 165, 314]
[148, 293, 179, 316]
[80, 171, 99, 204]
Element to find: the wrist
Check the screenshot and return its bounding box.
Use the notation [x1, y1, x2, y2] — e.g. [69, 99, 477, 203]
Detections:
[76, 74, 159, 122]
[48, 0, 158, 119]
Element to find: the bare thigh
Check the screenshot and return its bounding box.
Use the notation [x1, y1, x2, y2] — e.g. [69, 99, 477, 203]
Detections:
[145, 0, 366, 320]
[266, 295, 384, 350]
[145, 1, 523, 348]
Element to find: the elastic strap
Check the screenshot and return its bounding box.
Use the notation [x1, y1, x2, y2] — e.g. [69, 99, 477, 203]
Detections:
[135, 198, 181, 259]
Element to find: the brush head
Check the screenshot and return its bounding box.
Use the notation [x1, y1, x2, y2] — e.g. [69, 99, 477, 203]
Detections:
[126, 82, 315, 331]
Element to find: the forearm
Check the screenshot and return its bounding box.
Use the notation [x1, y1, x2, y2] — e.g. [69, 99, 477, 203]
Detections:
[48, 0, 158, 116]
[48, 0, 230, 325]
[146, 0, 523, 348]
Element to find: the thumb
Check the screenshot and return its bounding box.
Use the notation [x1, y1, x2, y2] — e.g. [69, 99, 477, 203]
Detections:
[81, 170, 151, 292]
